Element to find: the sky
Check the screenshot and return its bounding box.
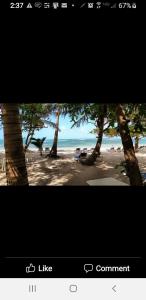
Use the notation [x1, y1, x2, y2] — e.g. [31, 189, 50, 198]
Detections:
[0, 114, 96, 140]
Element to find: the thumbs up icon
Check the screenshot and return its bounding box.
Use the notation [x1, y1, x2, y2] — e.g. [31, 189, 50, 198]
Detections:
[26, 263, 36, 273]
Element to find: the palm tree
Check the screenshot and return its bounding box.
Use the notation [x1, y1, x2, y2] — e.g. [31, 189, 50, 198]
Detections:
[2, 103, 29, 186]
[76, 104, 107, 165]
[84, 105, 107, 164]
[20, 103, 54, 152]
[49, 109, 60, 157]
[31, 137, 46, 156]
[116, 104, 143, 186]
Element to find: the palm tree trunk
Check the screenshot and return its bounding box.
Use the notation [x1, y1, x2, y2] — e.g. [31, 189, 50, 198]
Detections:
[24, 132, 30, 151]
[83, 115, 104, 165]
[24, 112, 35, 152]
[116, 104, 143, 186]
[24, 130, 34, 152]
[135, 136, 139, 152]
[80, 105, 106, 165]
[93, 115, 104, 155]
[2, 103, 29, 186]
[50, 111, 60, 157]
[40, 146, 43, 156]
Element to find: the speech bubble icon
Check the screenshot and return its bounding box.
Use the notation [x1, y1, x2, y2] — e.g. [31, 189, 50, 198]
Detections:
[84, 264, 93, 273]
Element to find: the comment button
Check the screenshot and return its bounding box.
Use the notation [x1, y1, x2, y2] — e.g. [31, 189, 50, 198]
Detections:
[84, 264, 94, 273]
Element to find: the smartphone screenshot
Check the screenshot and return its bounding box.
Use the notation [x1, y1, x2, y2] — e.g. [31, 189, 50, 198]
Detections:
[0, 99, 145, 299]
[0, 0, 145, 298]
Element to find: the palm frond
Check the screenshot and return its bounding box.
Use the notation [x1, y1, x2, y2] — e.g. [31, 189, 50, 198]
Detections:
[71, 114, 88, 128]
[44, 120, 61, 132]
[30, 137, 46, 149]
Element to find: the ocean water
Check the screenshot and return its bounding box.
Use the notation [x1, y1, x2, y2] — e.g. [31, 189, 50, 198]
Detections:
[0, 137, 146, 152]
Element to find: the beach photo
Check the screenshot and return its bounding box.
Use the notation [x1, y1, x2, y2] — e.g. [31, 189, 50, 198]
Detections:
[0, 103, 146, 186]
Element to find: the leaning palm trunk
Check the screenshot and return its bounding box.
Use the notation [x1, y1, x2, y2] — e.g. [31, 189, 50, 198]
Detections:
[24, 129, 34, 152]
[116, 104, 143, 186]
[92, 115, 104, 156]
[2, 103, 29, 186]
[49, 111, 60, 157]
[80, 107, 105, 166]
[80, 116, 104, 165]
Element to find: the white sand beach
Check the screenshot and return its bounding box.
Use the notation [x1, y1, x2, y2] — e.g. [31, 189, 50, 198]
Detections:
[1, 148, 146, 186]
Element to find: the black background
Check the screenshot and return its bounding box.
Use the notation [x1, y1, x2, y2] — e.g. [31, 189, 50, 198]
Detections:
[0, 0, 145, 274]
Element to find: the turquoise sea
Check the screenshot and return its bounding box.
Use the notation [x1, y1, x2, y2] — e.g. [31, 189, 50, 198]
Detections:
[0, 137, 146, 152]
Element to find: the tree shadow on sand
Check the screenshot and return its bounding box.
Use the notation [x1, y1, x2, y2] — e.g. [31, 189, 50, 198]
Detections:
[0, 172, 7, 185]
[1, 153, 144, 186]
[28, 157, 83, 186]
[65, 158, 130, 186]
[27, 154, 129, 186]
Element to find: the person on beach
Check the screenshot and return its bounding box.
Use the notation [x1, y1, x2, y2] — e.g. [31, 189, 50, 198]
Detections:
[74, 148, 81, 162]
